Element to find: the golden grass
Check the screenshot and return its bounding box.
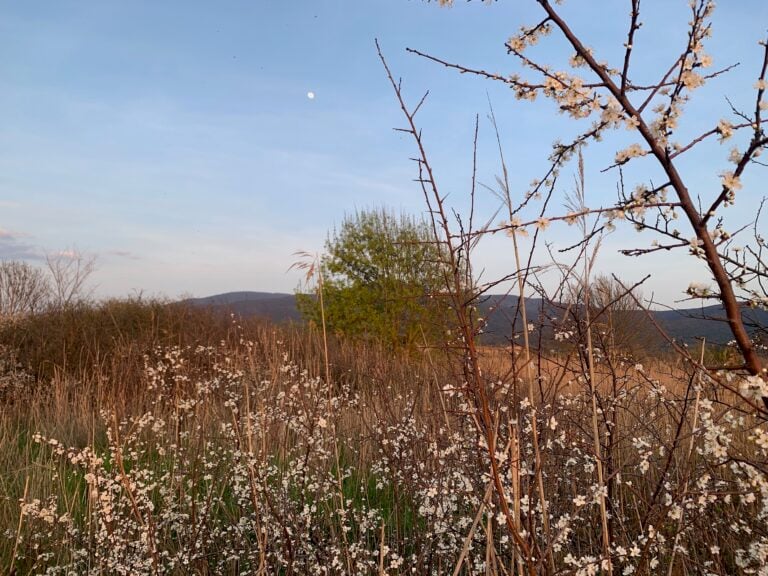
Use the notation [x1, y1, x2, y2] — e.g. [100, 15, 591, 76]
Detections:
[1, 301, 766, 575]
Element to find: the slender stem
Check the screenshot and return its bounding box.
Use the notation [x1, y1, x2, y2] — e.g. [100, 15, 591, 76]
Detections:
[8, 477, 30, 576]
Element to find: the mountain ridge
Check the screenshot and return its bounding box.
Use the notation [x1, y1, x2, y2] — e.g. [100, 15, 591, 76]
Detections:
[185, 291, 767, 346]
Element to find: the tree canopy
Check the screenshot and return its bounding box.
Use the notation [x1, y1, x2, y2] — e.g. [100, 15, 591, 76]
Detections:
[297, 208, 451, 349]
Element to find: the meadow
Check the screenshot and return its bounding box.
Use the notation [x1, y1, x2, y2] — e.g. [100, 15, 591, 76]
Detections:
[2, 0, 767, 574]
[1, 298, 766, 575]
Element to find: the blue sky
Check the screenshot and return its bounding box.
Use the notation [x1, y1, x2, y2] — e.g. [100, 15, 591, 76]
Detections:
[1, 1, 766, 305]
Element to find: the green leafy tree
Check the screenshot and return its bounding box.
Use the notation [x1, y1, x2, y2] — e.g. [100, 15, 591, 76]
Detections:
[297, 209, 451, 349]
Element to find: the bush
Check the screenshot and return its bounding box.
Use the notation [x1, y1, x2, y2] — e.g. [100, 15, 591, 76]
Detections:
[0, 297, 245, 384]
[297, 208, 453, 349]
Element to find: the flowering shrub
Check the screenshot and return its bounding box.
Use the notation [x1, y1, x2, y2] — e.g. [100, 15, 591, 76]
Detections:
[2, 331, 766, 575]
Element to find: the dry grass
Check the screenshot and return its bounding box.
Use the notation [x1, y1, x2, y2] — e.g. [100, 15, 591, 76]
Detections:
[0, 300, 767, 575]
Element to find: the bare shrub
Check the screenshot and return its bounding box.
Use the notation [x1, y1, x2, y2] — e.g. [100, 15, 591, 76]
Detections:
[45, 249, 96, 309]
[0, 261, 49, 320]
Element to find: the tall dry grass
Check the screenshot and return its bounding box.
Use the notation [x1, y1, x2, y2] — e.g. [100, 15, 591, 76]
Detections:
[1, 297, 767, 575]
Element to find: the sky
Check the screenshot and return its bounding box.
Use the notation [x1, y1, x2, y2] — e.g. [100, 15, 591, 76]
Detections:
[1, 0, 766, 305]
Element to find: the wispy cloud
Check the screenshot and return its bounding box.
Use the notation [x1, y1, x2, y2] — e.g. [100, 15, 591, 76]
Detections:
[0, 228, 42, 260]
[0, 228, 24, 240]
[108, 250, 141, 260]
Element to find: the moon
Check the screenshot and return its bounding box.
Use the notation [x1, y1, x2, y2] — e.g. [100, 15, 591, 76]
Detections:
[307, 91, 315, 100]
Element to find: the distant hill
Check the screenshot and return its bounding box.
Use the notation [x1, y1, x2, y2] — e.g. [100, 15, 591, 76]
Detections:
[654, 304, 768, 345]
[185, 291, 767, 346]
[184, 292, 301, 323]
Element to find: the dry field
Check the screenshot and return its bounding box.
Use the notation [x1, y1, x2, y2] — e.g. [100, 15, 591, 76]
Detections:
[1, 301, 767, 575]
